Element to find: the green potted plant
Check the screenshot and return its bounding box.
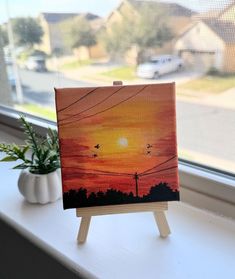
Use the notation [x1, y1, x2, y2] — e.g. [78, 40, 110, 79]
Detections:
[0, 115, 61, 204]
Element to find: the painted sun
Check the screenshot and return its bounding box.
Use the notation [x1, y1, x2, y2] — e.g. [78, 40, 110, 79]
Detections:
[118, 137, 128, 147]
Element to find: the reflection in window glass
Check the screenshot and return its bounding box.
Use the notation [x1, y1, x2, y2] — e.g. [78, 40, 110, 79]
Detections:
[0, 0, 234, 174]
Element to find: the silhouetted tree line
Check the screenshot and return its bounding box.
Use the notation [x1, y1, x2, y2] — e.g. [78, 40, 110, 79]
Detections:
[63, 182, 179, 209]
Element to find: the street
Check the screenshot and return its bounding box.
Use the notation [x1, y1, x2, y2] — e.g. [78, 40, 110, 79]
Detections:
[176, 101, 235, 169]
[19, 69, 95, 107]
[18, 69, 235, 173]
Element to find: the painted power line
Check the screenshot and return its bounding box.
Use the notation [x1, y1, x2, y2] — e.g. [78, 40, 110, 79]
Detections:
[60, 86, 124, 122]
[60, 85, 149, 126]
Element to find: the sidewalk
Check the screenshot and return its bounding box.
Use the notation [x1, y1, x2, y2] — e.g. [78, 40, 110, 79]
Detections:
[60, 64, 142, 86]
[177, 87, 235, 110]
[60, 64, 202, 85]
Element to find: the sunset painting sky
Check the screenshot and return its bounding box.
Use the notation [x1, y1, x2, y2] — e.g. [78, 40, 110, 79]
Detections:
[55, 83, 179, 206]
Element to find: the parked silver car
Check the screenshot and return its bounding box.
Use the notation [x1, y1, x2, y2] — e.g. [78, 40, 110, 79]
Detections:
[136, 55, 183, 79]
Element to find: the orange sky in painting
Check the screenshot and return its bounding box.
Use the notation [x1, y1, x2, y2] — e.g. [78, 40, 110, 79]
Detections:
[55, 83, 179, 196]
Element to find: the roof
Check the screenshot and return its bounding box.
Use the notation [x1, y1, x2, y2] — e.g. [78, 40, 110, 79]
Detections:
[193, 10, 221, 20]
[128, 0, 196, 17]
[41, 13, 78, 23]
[217, 0, 235, 18]
[41, 12, 100, 23]
[193, 0, 235, 21]
[203, 18, 235, 43]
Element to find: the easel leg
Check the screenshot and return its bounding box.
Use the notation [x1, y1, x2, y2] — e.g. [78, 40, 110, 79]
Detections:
[77, 216, 91, 244]
[153, 211, 171, 238]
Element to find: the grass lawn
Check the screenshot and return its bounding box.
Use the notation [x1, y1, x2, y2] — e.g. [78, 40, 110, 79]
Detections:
[60, 59, 92, 70]
[15, 104, 56, 121]
[101, 66, 136, 81]
[179, 74, 235, 93]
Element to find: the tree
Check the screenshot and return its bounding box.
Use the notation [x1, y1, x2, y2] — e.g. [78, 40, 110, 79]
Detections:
[61, 16, 96, 54]
[100, 4, 173, 63]
[136, 5, 173, 63]
[99, 14, 134, 62]
[12, 17, 43, 47]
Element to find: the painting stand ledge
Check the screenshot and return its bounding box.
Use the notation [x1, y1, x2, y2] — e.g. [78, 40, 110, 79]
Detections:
[76, 202, 170, 243]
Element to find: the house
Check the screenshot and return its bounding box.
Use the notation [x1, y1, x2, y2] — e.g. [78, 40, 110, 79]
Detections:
[37, 12, 101, 55]
[37, 13, 77, 54]
[105, 0, 195, 63]
[174, 2, 235, 73]
[107, 0, 195, 36]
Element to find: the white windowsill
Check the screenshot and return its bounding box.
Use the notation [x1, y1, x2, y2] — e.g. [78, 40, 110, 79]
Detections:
[0, 129, 235, 278]
[1, 167, 235, 278]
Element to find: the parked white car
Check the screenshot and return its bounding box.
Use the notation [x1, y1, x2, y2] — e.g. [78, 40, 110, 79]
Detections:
[136, 55, 183, 79]
[25, 56, 47, 72]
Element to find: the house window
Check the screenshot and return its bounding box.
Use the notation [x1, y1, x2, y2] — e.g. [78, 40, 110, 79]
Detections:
[0, 0, 234, 177]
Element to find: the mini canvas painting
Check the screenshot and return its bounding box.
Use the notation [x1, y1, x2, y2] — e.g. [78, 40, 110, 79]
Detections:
[55, 83, 179, 209]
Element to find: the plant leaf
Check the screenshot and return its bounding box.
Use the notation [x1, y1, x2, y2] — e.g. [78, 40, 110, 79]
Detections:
[0, 156, 18, 162]
[12, 163, 28, 169]
[22, 145, 29, 154]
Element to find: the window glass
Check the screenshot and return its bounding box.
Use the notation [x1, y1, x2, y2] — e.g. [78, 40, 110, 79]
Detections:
[0, 0, 234, 174]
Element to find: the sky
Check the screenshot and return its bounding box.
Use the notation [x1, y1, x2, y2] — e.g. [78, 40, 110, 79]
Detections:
[56, 83, 179, 196]
[0, 0, 232, 23]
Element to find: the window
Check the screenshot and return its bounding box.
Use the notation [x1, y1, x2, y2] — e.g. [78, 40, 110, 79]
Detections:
[0, 0, 234, 177]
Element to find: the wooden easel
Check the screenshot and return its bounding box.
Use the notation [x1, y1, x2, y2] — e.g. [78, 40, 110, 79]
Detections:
[76, 81, 170, 243]
[76, 202, 170, 243]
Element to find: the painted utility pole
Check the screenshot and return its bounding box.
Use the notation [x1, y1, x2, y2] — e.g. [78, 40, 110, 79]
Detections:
[133, 172, 139, 197]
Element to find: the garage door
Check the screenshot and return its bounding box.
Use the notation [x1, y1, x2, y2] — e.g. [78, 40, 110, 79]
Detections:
[179, 50, 216, 72]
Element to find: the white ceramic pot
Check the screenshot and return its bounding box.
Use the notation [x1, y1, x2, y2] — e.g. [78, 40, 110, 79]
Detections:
[18, 168, 62, 204]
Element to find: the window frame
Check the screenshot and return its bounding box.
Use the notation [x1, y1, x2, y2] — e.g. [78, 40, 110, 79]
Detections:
[0, 104, 234, 216]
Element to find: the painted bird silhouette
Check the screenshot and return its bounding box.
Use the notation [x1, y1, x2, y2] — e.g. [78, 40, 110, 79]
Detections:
[94, 144, 100, 149]
[147, 144, 153, 149]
